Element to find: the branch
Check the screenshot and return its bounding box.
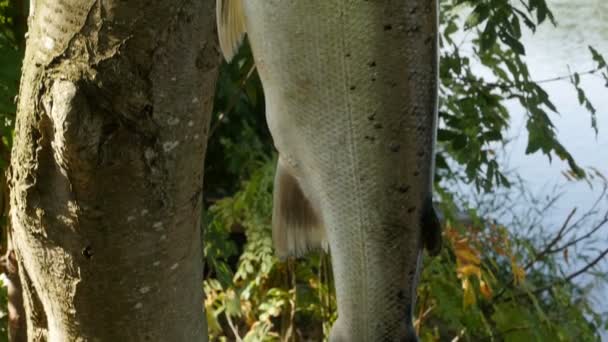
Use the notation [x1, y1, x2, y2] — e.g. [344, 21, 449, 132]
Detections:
[524, 207, 577, 270]
[560, 183, 608, 238]
[527, 246, 608, 297]
[524, 182, 607, 270]
[453, 67, 602, 99]
[493, 196, 607, 302]
[225, 312, 243, 342]
[534, 68, 600, 84]
[548, 212, 608, 255]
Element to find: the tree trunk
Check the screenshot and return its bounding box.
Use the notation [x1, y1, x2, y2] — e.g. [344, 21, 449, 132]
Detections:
[8, 0, 219, 340]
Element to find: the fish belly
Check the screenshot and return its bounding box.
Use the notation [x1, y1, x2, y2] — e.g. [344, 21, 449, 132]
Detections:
[244, 1, 438, 340]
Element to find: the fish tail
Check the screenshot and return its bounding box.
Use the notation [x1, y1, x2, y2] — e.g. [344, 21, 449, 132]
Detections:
[272, 159, 328, 259]
[422, 198, 442, 256]
[216, 0, 246, 62]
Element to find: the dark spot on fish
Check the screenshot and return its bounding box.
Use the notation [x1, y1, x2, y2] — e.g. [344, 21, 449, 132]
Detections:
[82, 245, 94, 259]
[376, 323, 381, 331]
[413, 171, 420, 177]
[409, 24, 421, 33]
[425, 36, 433, 45]
[371, 77, 377, 82]
[389, 142, 400, 152]
[410, 106, 420, 116]
[417, 125, 425, 132]
[345, 53, 351, 58]
[384, 24, 393, 31]
[368, 112, 376, 121]
[390, 81, 398, 88]
[410, 6, 418, 14]
[368, 61, 377, 67]
[398, 185, 410, 193]
[417, 151, 425, 157]
[365, 135, 375, 142]
[374, 123, 383, 129]
[143, 104, 154, 118]
[350, 85, 356, 91]
[407, 206, 416, 213]
[397, 290, 406, 300]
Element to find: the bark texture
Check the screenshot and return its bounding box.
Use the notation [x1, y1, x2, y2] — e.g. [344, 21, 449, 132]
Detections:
[9, 0, 219, 340]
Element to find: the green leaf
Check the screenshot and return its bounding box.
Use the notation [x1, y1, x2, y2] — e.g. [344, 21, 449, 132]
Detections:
[589, 45, 606, 68]
[480, 18, 498, 52]
[465, 4, 490, 29]
[500, 32, 526, 55]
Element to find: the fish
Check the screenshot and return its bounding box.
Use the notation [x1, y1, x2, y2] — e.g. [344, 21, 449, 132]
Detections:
[217, 1, 441, 340]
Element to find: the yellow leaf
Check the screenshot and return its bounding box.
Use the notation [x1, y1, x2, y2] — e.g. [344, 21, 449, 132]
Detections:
[454, 248, 481, 265]
[479, 280, 493, 300]
[511, 259, 526, 285]
[457, 264, 481, 279]
[205, 308, 223, 334]
[462, 278, 476, 308]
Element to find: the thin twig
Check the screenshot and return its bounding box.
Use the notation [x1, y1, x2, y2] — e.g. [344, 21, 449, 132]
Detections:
[526, 247, 608, 297]
[548, 212, 608, 255]
[493, 198, 606, 301]
[560, 183, 608, 238]
[535, 68, 600, 84]
[456, 67, 601, 92]
[524, 208, 577, 270]
[414, 304, 435, 335]
[225, 312, 243, 342]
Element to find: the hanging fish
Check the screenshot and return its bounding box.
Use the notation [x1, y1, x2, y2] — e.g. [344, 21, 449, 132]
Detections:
[217, 1, 441, 340]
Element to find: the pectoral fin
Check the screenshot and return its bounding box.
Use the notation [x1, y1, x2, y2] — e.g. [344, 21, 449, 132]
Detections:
[272, 159, 327, 258]
[422, 198, 442, 256]
[216, 0, 246, 62]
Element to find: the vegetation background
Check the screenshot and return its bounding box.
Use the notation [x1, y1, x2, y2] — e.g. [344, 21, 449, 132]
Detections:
[1, 0, 608, 341]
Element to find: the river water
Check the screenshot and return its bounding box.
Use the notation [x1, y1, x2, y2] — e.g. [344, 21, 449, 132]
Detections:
[505, 0, 608, 210]
[469, 0, 608, 336]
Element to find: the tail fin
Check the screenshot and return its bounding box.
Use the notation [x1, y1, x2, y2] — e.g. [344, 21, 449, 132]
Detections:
[272, 159, 328, 258]
[216, 0, 246, 62]
[422, 198, 442, 256]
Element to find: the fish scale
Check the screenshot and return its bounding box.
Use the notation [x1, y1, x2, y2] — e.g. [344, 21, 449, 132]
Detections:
[217, 0, 440, 340]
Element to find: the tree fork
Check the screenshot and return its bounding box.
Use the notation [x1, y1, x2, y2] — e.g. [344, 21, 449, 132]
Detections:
[9, 0, 219, 340]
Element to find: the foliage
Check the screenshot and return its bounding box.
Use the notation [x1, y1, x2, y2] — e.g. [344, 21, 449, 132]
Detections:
[201, 0, 608, 340]
[202, 152, 607, 340]
[0, 0, 21, 164]
[204, 159, 336, 340]
[421, 177, 608, 341]
[0, 1, 23, 337]
[0, 279, 7, 342]
[0, 0, 606, 340]
[437, 0, 607, 191]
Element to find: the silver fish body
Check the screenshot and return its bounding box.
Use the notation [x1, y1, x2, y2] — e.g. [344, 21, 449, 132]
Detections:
[218, 1, 440, 340]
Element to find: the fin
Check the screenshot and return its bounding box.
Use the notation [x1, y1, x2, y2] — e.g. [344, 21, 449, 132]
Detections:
[272, 159, 328, 259]
[216, 0, 247, 62]
[422, 198, 442, 256]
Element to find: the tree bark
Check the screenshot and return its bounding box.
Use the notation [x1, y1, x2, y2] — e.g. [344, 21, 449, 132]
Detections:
[8, 0, 219, 340]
